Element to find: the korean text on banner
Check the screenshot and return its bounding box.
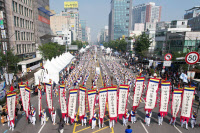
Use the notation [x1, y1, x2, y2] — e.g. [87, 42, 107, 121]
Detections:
[60, 85, 67, 118]
[25, 87, 30, 118]
[68, 89, 78, 123]
[45, 83, 53, 113]
[38, 86, 42, 117]
[180, 87, 195, 122]
[7, 92, 16, 123]
[118, 85, 129, 120]
[78, 87, 86, 120]
[171, 89, 182, 118]
[133, 77, 145, 110]
[145, 78, 160, 112]
[19, 85, 26, 111]
[99, 88, 107, 124]
[88, 90, 96, 124]
[107, 87, 118, 122]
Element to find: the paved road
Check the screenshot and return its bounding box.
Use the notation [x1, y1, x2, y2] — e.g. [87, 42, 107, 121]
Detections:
[1, 48, 200, 133]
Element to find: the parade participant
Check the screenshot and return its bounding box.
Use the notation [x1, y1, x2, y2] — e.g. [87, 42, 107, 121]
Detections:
[130, 109, 136, 124]
[31, 107, 36, 125]
[98, 113, 104, 129]
[64, 115, 69, 125]
[181, 119, 188, 130]
[54, 87, 58, 97]
[82, 113, 87, 126]
[158, 112, 163, 125]
[41, 109, 47, 125]
[123, 109, 129, 126]
[92, 111, 97, 129]
[7, 115, 14, 131]
[74, 112, 77, 124]
[59, 118, 65, 133]
[51, 107, 56, 125]
[28, 109, 32, 124]
[191, 110, 197, 129]
[109, 119, 115, 128]
[145, 111, 152, 126]
[169, 116, 176, 126]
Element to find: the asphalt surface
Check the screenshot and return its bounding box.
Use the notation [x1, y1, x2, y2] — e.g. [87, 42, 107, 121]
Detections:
[1, 49, 200, 133]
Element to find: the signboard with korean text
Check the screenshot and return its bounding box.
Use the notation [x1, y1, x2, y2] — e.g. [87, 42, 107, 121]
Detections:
[159, 81, 170, 116]
[163, 61, 172, 67]
[145, 78, 160, 112]
[64, 1, 78, 9]
[107, 87, 118, 122]
[60, 85, 67, 118]
[171, 89, 182, 118]
[133, 77, 145, 110]
[99, 88, 107, 124]
[118, 85, 129, 119]
[180, 87, 195, 122]
[78, 87, 86, 121]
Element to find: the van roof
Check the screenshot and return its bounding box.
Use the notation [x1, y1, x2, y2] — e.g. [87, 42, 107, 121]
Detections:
[192, 79, 200, 82]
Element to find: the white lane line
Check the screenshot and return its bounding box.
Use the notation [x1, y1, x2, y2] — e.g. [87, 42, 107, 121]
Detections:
[38, 122, 46, 133]
[174, 126, 182, 133]
[130, 96, 133, 100]
[141, 97, 145, 103]
[140, 120, 149, 133]
[128, 100, 130, 104]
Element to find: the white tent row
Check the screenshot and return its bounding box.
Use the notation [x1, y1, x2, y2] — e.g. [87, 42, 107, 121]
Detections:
[79, 47, 86, 53]
[34, 52, 74, 85]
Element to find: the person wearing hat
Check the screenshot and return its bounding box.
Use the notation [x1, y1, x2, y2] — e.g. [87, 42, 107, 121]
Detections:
[31, 107, 36, 125]
[82, 113, 87, 126]
[51, 107, 56, 125]
[191, 110, 197, 128]
[130, 109, 136, 124]
[123, 109, 130, 126]
[181, 119, 188, 130]
[158, 112, 163, 125]
[145, 111, 152, 126]
[92, 111, 97, 129]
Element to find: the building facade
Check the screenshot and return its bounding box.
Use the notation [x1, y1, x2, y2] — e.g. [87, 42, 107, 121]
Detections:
[108, 0, 132, 41]
[132, 2, 161, 30]
[80, 20, 86, 42]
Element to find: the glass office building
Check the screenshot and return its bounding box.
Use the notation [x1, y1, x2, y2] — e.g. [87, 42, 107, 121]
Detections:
[109, 0, 132, 41]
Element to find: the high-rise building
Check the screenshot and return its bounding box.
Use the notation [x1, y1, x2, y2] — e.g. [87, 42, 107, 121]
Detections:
[64, 1, 80, 40]
[86, 27, 91, 43]
[132, 2, 161, 30]
[108, 0, 133, 41]
[184, 7, 200, 31]
[80, 20, 86, 42]
[98, 26, 109, 44]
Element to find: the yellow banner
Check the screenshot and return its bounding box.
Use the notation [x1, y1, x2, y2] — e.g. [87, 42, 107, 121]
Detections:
[64, 1, 78, 9]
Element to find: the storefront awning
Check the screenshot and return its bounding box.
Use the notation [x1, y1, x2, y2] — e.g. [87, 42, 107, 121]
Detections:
[17, 58, 42, 65]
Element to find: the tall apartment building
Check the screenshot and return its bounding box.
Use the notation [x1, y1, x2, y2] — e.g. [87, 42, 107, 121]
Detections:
[132, 2, 161, 30]
[184, 7, 200, 31]
[80, 20, 86, 42]
[108, 0, 132, 41]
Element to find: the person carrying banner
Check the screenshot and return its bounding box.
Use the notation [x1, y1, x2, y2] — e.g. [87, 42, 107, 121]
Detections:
[28, 109, 32, 124]
[7, 115, 14, 131]
[169, 116, 176, 126]
[82, 113, 87, 126]
[158, 112, 163, 125]
[130, 109, 136, 124]
[181, 119, 188, 130]
[41, 109, 47, 125]
[64, 115, 69, 125]
[98, 113, 103, 129]
[31, 107, 36, 125]
[92, 111, 97, 129]
[145, 111, 152, 126]
[109, 119, 115, 128]
[51, 107, 56, 125]
[191, 110, 197, 129]
[123, 109, 130, 126]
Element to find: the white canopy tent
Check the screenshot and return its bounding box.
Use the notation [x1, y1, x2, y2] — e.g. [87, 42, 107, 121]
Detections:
[34, 52, 74, 85]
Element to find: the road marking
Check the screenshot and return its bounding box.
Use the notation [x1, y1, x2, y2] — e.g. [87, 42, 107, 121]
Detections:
[141, 97, 145, 103]
[38, 123, 45, 133]
[130, 96, 133, 100]
[174, 126, 182, 133]
[128, 100, 130, 104]
[140, 120, 149, 133]
[76, 126, 91, 133]
[111, 127, 114, 133]
[92, 126, 109, 133]
[3, 130, 8, 133]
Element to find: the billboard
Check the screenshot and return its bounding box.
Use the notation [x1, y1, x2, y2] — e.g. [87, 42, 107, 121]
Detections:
[64, 1, 78, 9]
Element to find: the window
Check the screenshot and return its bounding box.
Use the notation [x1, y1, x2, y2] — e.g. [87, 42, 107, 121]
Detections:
[32, 44, 35, 51]
[15, 31, 18, 40]
[19, 44, 21, 54]
[20, 18, 22, 27]
[14, 16, 16, 26]
[17, 45, 19, 54]
[16, 17, 19, 27]
[12, 1, 15, 11]
[21, 32, 23, 40]
[18, 31, 20, 40]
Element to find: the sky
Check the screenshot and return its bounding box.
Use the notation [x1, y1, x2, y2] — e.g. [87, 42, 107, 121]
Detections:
[50, 0, 200, 43]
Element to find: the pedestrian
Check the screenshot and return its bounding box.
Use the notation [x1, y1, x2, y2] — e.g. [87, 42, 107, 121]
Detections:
[145, 111, 152, 126]
[51, 107, 56, 125]
[19, 100, 23, 111]
[41, 109, 47, 125]
[92, 111, 97, 129]
[64, 115, 69, 125]
[109, 120, 115, 128]
[31, 107, 36, 125]
[7, 115, 14, 131]
[130, 109, 136, 124]
[15, 107, 19, 120]
[82, 113, 87, 126]
[125, 125, 132, 133]
[191, 110, 197, 129]
[181, 119, 188, 130]
[58, 118, 65, 133]
[169, 116, 176, 126]
[158, 112, 163, 125]
[123, 109, 129, 126]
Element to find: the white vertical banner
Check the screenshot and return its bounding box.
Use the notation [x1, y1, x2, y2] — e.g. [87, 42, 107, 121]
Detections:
[107, 87, 117, 122]
[7, 92, 16, 124]
[78, 87, 86, 121]
[25, 87, 30, 118]
[45, 83, 53, 113]
[118, 85, 129, 120]
[67, 89, 78, 123]
[133, 77, 145, 109]
[99, 88, 107, 124]
[159, 81, 170, 116]
[171, 89, 183, 118]
[180, 87, 195, 122]
[19, 85, 26, 111]
[145, 78, 160, 112]
[87, 90, 96, 124]
[60, 85, 67, 118]
[38, 86, 42, 117]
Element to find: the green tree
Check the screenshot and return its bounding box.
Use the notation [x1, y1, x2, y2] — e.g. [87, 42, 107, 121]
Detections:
[135, 33, 152, 57]
[38, 42, 66, 60]
[0, 50, 19, 73]
[71, 40, 89, 49]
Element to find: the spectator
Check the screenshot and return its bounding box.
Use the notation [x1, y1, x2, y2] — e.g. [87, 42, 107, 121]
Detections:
[125, 125, 132, 133]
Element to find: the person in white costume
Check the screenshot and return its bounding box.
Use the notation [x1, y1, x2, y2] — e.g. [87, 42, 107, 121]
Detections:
[191, 110, 197, 129]
[130, 109, 136, 124]
[51, 107, 56, 125]
[158, 112, 163, 125]
[181, 119, 188, 130]
[7, 115, 14, 131]
[82, 113, 87, 126]
[145, 111, 152, 126]
[64, 115, 69, 125]
[31, 107, 36, 125]
[98, 113, 104, 129]
[92, 112, 97, 129]
[41, 109, 47, 125]
[169, 116, 176, 126]
[109, 120, 115, 128]
[123, 109, 129, 126]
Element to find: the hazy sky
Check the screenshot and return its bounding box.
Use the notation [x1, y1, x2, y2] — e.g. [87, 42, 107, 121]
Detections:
[50, 0, 200, 42]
